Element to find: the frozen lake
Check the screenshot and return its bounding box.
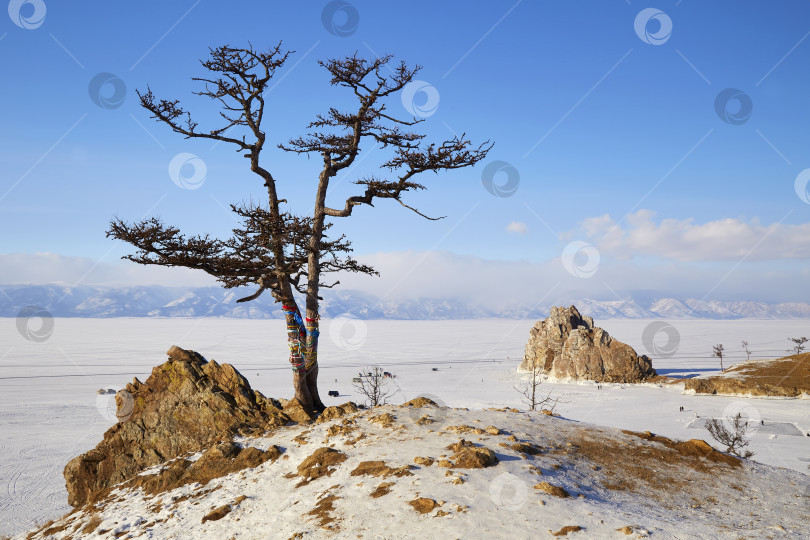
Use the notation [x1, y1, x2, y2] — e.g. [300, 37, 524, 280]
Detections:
[1, 317, 809, 536]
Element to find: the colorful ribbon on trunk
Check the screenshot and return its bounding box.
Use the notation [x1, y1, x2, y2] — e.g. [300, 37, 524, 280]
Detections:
[283, 305, 319, 373]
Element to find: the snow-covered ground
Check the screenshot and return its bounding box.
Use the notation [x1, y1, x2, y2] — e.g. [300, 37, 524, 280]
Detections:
[17, 406, 810, 539]
[1, 317, 809, 537]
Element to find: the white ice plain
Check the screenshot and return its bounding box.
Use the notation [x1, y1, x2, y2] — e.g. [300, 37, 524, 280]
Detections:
[1, 317, 809, 536]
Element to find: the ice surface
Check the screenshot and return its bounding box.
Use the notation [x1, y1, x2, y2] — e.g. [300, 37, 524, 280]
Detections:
[1, 317, 809, 536]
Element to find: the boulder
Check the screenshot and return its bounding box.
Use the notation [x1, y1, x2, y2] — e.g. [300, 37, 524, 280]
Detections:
[64, 346, 290, 508]
[520, 306, 655, 383]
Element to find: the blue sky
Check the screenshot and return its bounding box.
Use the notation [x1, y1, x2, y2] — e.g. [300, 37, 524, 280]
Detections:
[2, 1, 810, 303]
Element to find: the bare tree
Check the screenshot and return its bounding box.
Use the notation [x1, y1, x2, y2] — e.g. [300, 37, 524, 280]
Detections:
[705, 413, 754, 458]
[788, 337, 808, 355]
[741, 340, 751, 361]
[712, 344, 725, 372]
[515, 358, 560, 413]
[107, 44, 491, 414]
[353, 366, 398, 408]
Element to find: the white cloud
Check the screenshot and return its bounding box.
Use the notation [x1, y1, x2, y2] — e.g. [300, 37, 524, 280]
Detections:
[335, 250, 809, 304]
[0, 252, 217, 288]
[3, 244, 809, 305]
[506, 221, 528, 234]
[578, 210, 810, 261]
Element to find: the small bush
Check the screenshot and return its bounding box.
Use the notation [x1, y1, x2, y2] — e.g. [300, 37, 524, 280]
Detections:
[706, 413, 754, 458]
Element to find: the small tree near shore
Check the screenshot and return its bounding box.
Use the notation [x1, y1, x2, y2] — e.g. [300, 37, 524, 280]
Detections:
[706, 413, 754, 458]
[515, 358, 559, 413]
[712, 344, 725, 372]
[741, 340, 751, 361]
[788, 337, 808, 355]
[353, 366, 398, 408]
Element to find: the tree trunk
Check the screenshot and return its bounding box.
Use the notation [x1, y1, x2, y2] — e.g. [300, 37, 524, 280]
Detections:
[304, 315, 324, 413]
[300, 168, 332, 414]
[305, 363, 324, 412]
[251, 149, 324, 413]
[283, 303, 314, 411]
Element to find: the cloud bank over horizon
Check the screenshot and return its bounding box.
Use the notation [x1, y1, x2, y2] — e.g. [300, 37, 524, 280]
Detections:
[3, 209, 807, 305]
[3, 243, 808, 305]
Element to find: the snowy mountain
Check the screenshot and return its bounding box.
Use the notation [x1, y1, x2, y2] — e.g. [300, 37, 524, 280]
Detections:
[1, 284, 810, 319]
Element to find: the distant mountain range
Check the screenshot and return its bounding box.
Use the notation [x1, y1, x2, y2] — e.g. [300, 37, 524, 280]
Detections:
[1, 284, 809, 320]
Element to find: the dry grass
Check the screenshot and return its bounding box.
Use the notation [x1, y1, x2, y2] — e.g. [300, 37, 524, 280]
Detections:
[127, 443, 281, 497]
[534, 481, 570, 498]
[308, 493, 339, 528]
[367, 412, 397, 428]
[555, 428, 740, 499]
[81, 514, 103, 535]
[511, 442, 545, 457]
[24, 509, 81, 539]
[684, 352, 810, 397]
[551, 525, 583, 536]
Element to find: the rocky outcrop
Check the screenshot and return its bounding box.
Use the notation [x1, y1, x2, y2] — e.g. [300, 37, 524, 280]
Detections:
[124, 441, 282, 497]
[684, 353, 810, 397]
[64, 346, 291, 508]
[520, 306, 656, 383]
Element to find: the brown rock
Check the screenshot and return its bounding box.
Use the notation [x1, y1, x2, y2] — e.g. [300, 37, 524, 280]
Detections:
[368, 412, 397, 428]
[413, 456, 434, 467]
[520, 306, 656, 383]
[63, 346, 288, 508]
[446, 439, 474, 452]
[316, 402, 358, 424]
[402, 397, 439, 408]
[202, 504, 231, 523]
[324, 420, 357, 440]
[447, 440, 498, 469]
[351, 460, 391, 477]
[296, 447, 347, 485]
[283, 398, 316, 424]
[370, 482, 395, 498]
[408, 497, 438, 514]
[445, 425, 477, 434]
